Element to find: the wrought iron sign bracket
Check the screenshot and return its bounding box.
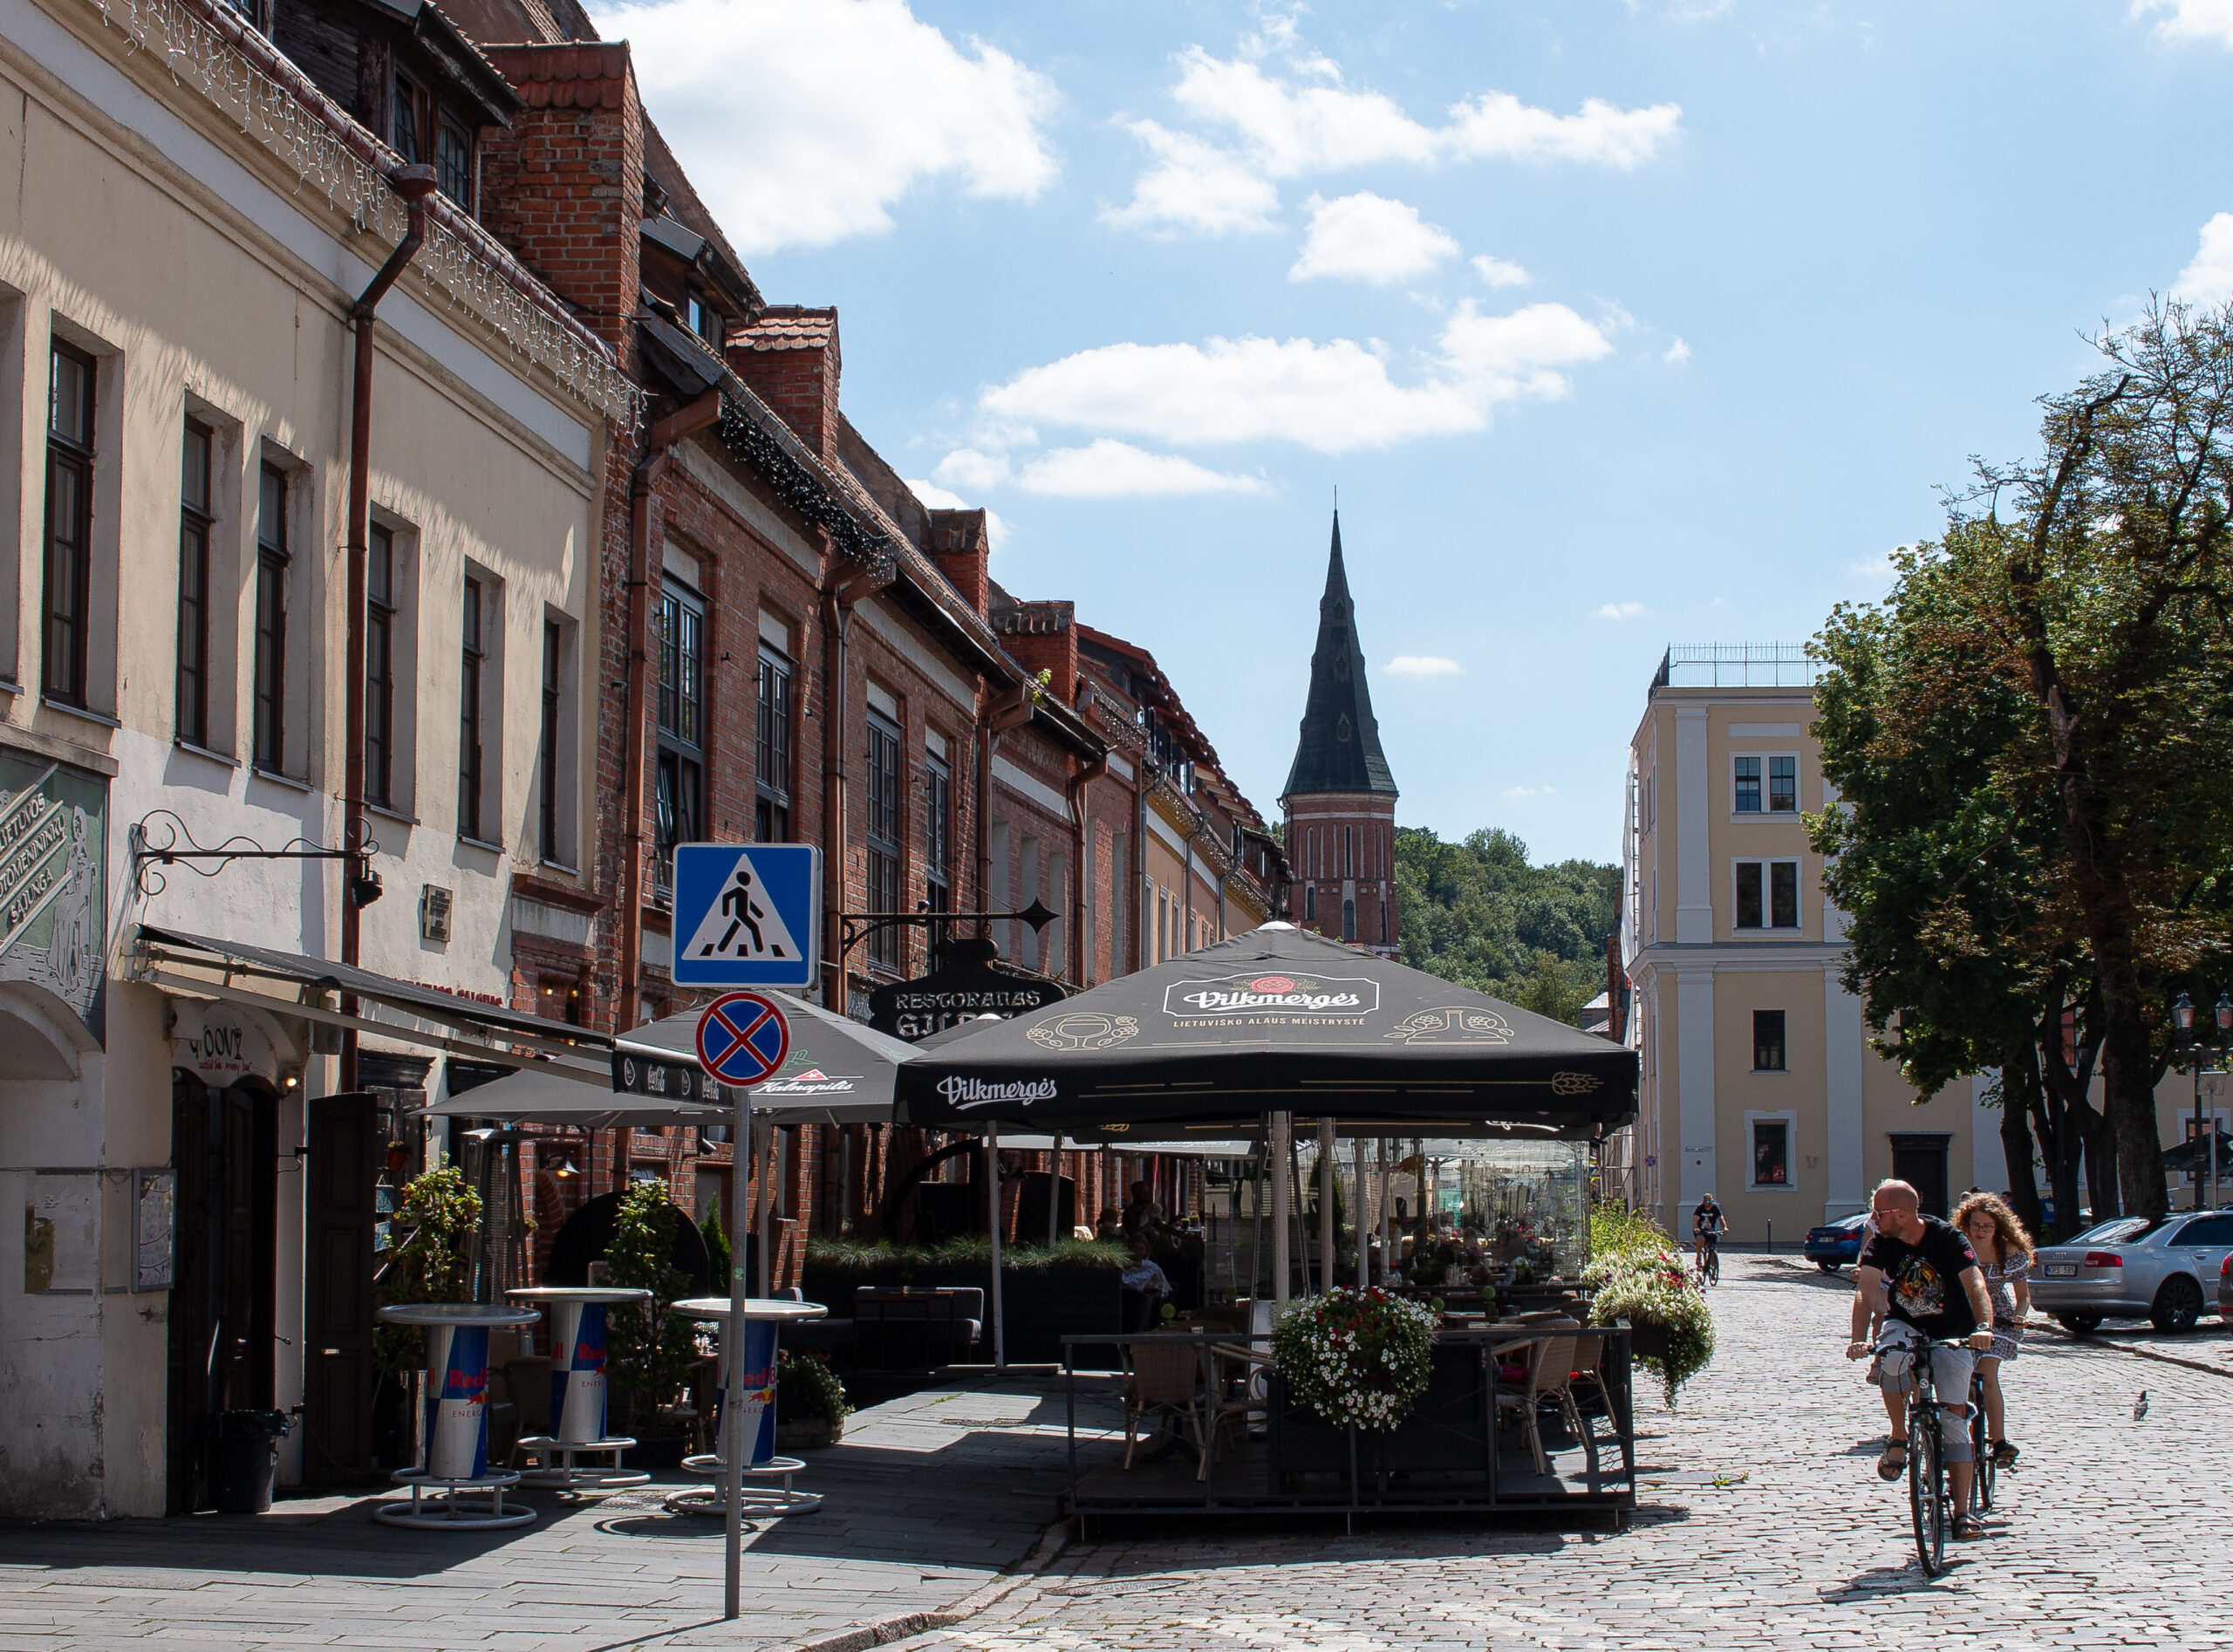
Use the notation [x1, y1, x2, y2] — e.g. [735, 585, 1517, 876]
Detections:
[837, 898, 1055, 966]
[129, 809, 384, 907]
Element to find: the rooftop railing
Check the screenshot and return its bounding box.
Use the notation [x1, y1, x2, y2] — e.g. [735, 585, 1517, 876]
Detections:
[1652, 644, 1821, 691]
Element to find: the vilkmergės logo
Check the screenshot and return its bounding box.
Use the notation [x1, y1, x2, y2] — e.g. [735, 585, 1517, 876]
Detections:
[936, 1075, 1059, 1109]
[1163, 973, 1381, 1018]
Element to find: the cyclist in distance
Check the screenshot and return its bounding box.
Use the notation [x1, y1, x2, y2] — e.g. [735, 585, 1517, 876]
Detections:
[1846, 1180, 1997, 1539]
[1692, 1193, 1726, 1280]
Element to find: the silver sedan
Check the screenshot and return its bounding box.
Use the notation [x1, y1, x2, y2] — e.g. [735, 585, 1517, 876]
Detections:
[2032, 1210, 2233, 1334]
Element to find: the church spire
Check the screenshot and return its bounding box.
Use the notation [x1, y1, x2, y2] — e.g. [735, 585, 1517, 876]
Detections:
[1282, 511, 1398, 801]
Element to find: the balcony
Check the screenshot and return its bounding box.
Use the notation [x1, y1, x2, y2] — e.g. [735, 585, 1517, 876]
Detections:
[1652, 644, 1821, 691]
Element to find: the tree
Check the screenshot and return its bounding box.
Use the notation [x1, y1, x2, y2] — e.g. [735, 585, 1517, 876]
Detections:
[1394, 827, 1617, 1020]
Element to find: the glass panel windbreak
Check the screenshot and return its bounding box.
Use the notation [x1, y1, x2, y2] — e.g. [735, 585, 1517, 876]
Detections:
[1383, 1139, 1595, 1284]
[177, 420, 212, 747]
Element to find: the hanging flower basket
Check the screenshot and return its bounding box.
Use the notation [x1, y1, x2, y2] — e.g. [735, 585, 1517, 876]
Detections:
[1269, 1287, 1438, 1432]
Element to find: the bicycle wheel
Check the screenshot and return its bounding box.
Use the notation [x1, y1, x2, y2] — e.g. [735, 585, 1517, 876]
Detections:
[1909, 1403, 1944, 1577]
[1706, 1248, 1720, 1286]
[1970, 1384, 1993, 1514]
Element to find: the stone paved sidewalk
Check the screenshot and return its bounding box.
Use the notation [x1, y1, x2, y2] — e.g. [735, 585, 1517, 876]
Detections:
[0, 1376, 1121, 1652]
[905, 1254, 2233, 1652]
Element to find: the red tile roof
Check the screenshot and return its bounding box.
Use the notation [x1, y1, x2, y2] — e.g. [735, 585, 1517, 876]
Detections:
[733, 305, 837, 352]
[481, 42, 632, 108]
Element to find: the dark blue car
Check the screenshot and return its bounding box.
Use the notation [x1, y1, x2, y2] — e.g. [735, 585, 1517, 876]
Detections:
[1804, 1213, 1868, 1272]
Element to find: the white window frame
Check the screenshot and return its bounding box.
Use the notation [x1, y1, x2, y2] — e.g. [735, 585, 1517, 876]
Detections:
[1745, 1110, 1799, 1192]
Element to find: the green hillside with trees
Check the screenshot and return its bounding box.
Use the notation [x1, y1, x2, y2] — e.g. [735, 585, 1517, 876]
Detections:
[1392, 827, 1620, 1024]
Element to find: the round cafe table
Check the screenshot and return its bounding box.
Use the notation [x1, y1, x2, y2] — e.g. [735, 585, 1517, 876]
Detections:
[374, 1303, 542, 1530]
[666, 1296, 829, 1518]
[507, 1287, 655, 1492]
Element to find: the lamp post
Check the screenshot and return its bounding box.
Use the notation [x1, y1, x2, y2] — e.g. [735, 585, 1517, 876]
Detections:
[2214, 993, 2232, 1212]
[2172, 992, 2228, 1213]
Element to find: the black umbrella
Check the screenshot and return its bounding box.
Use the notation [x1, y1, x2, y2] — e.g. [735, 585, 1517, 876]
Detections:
[893, 923, 1636, 1132]
[2161, 1130, 2233, 1174]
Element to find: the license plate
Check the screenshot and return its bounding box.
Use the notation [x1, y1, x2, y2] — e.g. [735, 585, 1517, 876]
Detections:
[2045, 1263, 2078, 1277]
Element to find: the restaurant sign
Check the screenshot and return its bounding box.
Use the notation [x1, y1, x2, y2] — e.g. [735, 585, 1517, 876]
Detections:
[868, 937, 1066, 1041]
[0, 751, 106, 1028]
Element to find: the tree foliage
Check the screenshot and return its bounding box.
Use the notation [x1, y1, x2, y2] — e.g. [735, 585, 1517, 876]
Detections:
[1394, 826, 1618, 1023]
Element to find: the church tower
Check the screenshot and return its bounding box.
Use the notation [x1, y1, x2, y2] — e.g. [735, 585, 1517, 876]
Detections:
[1282, 512, 1399, 956]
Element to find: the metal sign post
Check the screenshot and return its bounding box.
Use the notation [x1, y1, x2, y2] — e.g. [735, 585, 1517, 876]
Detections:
[695, 991, 790, 1624]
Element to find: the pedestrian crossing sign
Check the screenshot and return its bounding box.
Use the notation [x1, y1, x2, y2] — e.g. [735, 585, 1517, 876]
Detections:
[671, 843, 820, 990]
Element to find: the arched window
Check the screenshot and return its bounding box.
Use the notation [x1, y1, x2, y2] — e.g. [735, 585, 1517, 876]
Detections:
[1305, 884, 1316, 922]
[1342, 898, 1356, 943]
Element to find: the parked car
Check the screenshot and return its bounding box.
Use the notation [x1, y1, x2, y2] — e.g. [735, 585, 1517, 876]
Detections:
[1804, 1213, 1868, 1272]
[2221, 1251, 2233, 1327]
[2031, 1211, 2233, 1334]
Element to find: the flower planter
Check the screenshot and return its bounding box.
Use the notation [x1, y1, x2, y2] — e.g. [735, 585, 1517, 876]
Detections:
[775, 1416, 843, 1451]
[800, 1262, 1124, 1366]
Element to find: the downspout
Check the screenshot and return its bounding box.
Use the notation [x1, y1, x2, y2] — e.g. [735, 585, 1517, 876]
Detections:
[977, 684, 1031, 946]
[1180, 810, 1206, 959]
[818, 566, 878, 1011]
[614, 387, 723, 1041]
[341, 164, 435, 1092]
[1130, 761, 1147, 973]
[1063, 752, 1107, 984]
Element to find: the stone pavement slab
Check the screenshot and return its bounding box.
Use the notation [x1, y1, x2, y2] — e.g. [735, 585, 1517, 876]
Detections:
[902, 1254, 2233, 1652]
[0, 1373, 1120, 1652]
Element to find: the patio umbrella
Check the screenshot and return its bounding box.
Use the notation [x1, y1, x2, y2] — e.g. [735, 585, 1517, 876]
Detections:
[2160, 1129, 2233, 1175]
[894, 923, 1637, 1133]
[615, 994, 918, 1125]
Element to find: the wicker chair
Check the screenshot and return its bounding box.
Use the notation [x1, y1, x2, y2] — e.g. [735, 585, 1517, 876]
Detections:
[1122, 1338, 1212, 1477]
[1495, 1331, 1579, 1478]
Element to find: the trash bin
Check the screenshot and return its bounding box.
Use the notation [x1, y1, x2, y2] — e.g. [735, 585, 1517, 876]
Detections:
[211, 1410, 290, 1514]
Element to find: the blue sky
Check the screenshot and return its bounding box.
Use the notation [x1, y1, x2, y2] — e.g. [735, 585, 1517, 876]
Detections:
[591, 0, 2233, 864]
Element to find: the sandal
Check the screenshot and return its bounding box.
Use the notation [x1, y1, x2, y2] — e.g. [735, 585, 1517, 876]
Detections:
[1990, 1440, 2019, 1470]
[1952, 1514, 1984, 1541]
[1875, 1442, 1907, 1481]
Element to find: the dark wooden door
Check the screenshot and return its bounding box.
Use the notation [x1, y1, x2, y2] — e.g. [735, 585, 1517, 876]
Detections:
[302, 1091, 379, 1485]
[1890, 1134, 1952, 1219]
[167, 1075, 214, 1515]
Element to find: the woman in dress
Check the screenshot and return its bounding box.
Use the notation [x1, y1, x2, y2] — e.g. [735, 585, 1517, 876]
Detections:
[1954, 1191, 2034, 1468]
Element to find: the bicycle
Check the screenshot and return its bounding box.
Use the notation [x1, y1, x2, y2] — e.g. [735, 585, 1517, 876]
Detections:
[1968, 1367, 1995, 1517]
[1694, 1236, 1720, 1287]
[1900, 1336, 1974, 1578]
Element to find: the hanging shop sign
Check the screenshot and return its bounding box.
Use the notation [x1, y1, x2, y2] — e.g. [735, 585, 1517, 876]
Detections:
[868, 937, 1066, 1041]
[0, 750, 106, 1027]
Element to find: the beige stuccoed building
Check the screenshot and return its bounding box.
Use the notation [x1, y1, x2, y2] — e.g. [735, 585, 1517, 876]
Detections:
[0, 0, 620, 1516]
[1606, 645, 1990, 1245]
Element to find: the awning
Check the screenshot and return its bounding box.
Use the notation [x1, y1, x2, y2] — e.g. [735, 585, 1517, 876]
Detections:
[131, 924, 610, 1080]
[420, 1063, 726, 1130]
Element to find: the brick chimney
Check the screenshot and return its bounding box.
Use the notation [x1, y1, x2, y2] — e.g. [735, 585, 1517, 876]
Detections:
[730, 307, 840, 459]
[475, 44, 643, 360]
[925, 508, 990, 618]
[993, 597, 1076, 706]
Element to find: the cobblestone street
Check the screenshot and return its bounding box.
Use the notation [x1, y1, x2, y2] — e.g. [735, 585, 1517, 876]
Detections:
[911, 1253, 2233, 1652]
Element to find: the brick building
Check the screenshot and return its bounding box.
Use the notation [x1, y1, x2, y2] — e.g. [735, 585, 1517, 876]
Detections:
[1283, 512, 1399, 957]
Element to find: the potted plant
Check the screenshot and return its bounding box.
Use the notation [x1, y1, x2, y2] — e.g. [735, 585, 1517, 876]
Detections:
[601, 1182, 700, 1458]
[775, 1351, 851, 1449]
[1583, 1204, 1716, 1406]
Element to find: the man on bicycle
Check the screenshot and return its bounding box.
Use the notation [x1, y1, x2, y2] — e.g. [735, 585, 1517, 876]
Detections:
[1845, 1179, 1996, 1539]
[1691, 1194, 1725, 1280]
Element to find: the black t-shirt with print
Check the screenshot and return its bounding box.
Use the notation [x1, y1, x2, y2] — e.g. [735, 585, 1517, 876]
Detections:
[1861, 1216, 1982, 1340]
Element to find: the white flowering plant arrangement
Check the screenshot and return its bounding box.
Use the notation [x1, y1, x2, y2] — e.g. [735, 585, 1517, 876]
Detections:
[1582, 1203, 1715, 1407]
[1269, 1287, 1438, 1432]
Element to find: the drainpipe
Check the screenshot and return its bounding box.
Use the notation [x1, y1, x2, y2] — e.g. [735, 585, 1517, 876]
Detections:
[977, 684, 1032, 947]
[613, 387, 723, 1041]
[1064, 753, 1107, 984]
[1179, 809, 1206, 959]
[1130, 760, 1148, 973]
[341, 164, 435, 1092]
[818, 566, 880, 1011]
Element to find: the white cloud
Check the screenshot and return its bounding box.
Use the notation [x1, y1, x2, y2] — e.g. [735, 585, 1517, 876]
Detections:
[2135, 0, 2233, 47]
[1101, 122, 1281, 236]
[1290, 194, 1459, 284]
[2173, 212, 2233, 305]
[1663, 338, 1692, 364]
[1386, 655, 1464, 677]
[1594, 601, 1645, 619]
[965, 301, 1611, 458]
[1014, 441, 1270, 498]
[1472, 254, 1531, 288]
[588, 0, 1056, 252]
[1107, 44, 1682, 239]
[904, 478, 1010, 551]
[1503, 784, 1557, 799]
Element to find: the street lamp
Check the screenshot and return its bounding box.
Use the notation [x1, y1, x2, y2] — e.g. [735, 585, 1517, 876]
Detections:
[2173, 991, 2225, 1213]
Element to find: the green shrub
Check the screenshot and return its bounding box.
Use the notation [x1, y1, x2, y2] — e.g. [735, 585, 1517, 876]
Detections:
[803, 1236, 1129, 1273]
[374, 1165, 481, 1377]
[1587, 1242, 1716, 1408]
[776, 1350, 851, 1425]
[602, 1182, 700, 1433]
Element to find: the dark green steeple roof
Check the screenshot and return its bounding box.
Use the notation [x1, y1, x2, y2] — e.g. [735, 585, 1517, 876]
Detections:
[1282, 512, 1398, 801]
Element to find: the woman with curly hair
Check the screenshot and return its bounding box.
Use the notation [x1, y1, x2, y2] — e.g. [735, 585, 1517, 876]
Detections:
[1955, 1191, 2034, 1468]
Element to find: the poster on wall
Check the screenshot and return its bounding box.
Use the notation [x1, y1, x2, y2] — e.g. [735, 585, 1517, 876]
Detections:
[23, 1172, 98, 1294]
[0, 751, 106, 1034]
[133, 1170, 174, 1293]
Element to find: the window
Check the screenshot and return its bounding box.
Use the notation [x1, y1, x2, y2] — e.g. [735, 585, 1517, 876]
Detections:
[44, 341, 95, 707]
[654, 582, 705, 889]
[253, 463, 290, 771]
[1342, 896, 1356, 943]
[925, 747, 953, 913]
[1769, 755, 1798, 813]
[365, 526, 396, 809]
[754, 645, 792, 841]
[436, 116, 473, 208]
[865, 709, 903, 970]
[392, 74, 427, 165]
[686, 291, 723, 348]
[1752, 1120, 1790, 1187]
[1305, 884, 1316, 922]
[458, 576, 486, 841]
[1733, 755, 1760, 813]
[177, 420, 211, 747]
[1752, 1009, 1786, 1071]
[2172, 1215, 2233, 1246]
[1734, 861, 1800, 930]
[540, 620, 563, 862]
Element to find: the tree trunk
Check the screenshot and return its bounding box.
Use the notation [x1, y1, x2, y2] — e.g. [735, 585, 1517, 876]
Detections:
[1994, 1051, 2049, 1243]
[2082, 1112, 2121, 1223]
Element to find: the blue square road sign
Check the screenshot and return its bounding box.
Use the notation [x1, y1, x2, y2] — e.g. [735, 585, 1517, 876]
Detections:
[671, 843, 821, 990]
